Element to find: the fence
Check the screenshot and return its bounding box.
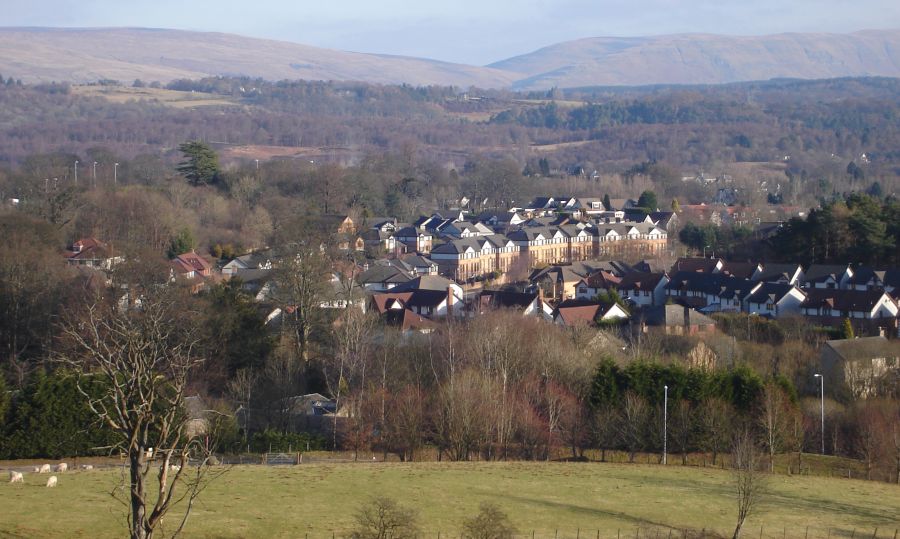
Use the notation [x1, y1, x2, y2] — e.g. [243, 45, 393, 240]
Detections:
[284, 527, 900, 539]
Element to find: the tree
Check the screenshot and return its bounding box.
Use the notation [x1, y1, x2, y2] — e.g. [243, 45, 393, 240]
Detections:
[602, 193, 612, 211]
[700, 397, 733, 465]
[670, 399, 695, 465]
[840, 318, 855, 340]
[176, 141, 219, 187]
[620, 391, 650, 463]
[271, 244, 331, 362]
[757, 381, 791, 472]
[731, 429, 766, 539]
[637, 190, 658, 211]
[350, 497, 420, 539]
[167, 228, 195, 259]
[461, 502, 516, 539]
[670, 198, 681, 213]
[60, 288, 219, 539]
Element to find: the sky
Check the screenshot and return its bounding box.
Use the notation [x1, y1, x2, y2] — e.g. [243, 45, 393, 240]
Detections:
[5, 0, 900, 65]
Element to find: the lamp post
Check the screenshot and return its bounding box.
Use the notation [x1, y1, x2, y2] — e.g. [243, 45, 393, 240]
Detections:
[114, 162, 119, 185]
[74, 160, 78, 184]
[92, 161, 98, 187]
[814, 373, 825, 454]
[663, 385, 668, 465]
[255, 159, 259, 171]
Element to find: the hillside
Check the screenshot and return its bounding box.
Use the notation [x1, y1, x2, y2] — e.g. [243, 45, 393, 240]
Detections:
[2, 27, 900, 90]
[0, 27, 515, 88]
[491, 30, 900, 89]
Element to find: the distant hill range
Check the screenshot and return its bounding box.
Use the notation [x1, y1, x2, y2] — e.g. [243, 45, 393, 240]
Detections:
[2, 27, 900, 89]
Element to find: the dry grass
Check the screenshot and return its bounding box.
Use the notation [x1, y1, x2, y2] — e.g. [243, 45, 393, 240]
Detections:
[72, 85, 240, 109]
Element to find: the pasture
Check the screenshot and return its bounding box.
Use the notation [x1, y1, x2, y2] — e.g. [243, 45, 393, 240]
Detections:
[1, 461, 897, 538]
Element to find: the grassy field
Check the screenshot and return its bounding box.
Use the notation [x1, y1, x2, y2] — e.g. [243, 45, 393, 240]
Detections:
[1, 461, 898, 539]
[72, 85, 241, 109]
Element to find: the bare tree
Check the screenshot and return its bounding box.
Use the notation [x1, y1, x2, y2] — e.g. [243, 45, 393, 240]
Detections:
[758, 381, 792, 472]
[271, 242, 331, 362]
[60, 289, 220, 539]
[227, 368, 258, 447]
[591, 404, 619, 462]
[350, 497, 420, 539]
[670, 399, 695, 465]
[731, 429, 766, 539]
[620, 391, 650, 463]
[700, 397, 733, 466]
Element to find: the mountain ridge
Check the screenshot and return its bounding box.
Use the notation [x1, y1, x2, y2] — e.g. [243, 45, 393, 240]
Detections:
[2, 27, 900, 89]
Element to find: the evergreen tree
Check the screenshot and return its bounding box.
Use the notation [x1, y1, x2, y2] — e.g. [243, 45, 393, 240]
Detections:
[602, 193, 612, 211]
[637, 190, 658, 211]
[671, 198, 681, 213]
[177, 140, 220, 186]
[167, 228, 195, 259]
[840, 318, 855, 340]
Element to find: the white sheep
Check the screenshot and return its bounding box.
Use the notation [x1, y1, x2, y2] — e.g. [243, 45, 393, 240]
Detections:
[80, 464, 94, 471]
[46, 475, 57, 488]
[32, 466, 40, 473]
[38, 464, 51, 474]
[55, 463, 68, 473]
[9, 471, 24, 483]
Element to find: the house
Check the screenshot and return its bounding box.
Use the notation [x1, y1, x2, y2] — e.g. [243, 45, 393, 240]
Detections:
[575, 271, 622, 300]
[800, 289, 898, 335]
[821, 337, 900, 398]
[171, 251, 212, 281]
[846, 267, 900, 294]
[743, 283, 807, 318]
[475, 210, 526, 231]
[388, 274, 464, 299]
[553, 299, 629, 327]
[635, 304, 716, 336]
[670, 257, 724, 274]
[64, 237, 122, 270]
[802, 264, 854, 290]
[359, 228, 400, 253]
[371, 287, 462, 319]
[616, 272, 670, 307]
[473, 290, 554, 320]
[356, 263, 415, 292]
[664, 271, 760, 313]
[383, 307, 439, 334]
[399, 255, 439, 276]
[222, 249, 273, 277]
[394, 226, 433, 253]
[719, 261, 763, 280]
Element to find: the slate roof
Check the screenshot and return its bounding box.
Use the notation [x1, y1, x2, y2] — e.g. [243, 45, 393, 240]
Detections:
[803, 264, 851, 283]
[824, 336, 900, 362]
[744, 283, 803, 305]
[477, 290, 539, 310]
[801, 289, 893, 313]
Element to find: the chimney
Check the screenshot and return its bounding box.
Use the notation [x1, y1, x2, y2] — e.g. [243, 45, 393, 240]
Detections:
[447, 285, 454, 317]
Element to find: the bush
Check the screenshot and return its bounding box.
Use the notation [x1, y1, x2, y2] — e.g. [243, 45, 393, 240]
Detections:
[462, 502, 516, 539]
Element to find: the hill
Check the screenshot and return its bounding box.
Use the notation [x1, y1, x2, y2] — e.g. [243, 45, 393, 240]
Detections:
[0, 27, 515, 88]
[491, 30, 900, 89]
[1, 461, 897, 538]
[3, 28, 900, 90]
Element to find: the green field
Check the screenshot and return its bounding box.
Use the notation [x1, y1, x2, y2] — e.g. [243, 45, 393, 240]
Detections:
[1, 462, 898, 539]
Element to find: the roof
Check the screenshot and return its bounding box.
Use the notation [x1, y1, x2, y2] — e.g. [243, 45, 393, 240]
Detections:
[754, 263, 802, 283]
[824, 336, 900, 362]
[478, 290, 538, 310]
[847, 267, 900, 289]
[580, 270, 622, 290]
[389, 274, 457, 292]
[65, 237, 114, 260]
[719, 262, 760, 280]
[357, 265, 414, 285]
[385, 308, 438, 332]
[803, 264, 851, 282]
[744, 283, 803, 305]
[801, 289, 893, 313]
[171, 251, 212, 275]
[665, 271, 758, 300]
[640, 304, 716, 327]
[617, 272, 667, 291]
[670, 257, 722, 274]
[555, 299, 603, 326]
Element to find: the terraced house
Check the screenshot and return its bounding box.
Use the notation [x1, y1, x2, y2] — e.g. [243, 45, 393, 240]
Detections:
[430, 220, 668, 283]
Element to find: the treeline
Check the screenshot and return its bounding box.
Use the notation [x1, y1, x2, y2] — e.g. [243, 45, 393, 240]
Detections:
[768, 193, 900, 266]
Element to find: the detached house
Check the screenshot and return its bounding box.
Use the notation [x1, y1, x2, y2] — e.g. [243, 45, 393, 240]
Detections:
[616, 272, 669, 307]
[821, 337, 900, 398]
[64, 237, 122, 270]
[171, 251, 212, 280]
[473, 290, 554, 320]
[553, 299, 629, 327]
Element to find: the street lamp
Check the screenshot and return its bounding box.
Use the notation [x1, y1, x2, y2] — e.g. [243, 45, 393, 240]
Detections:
[663, 385, 668, 465]
[255, 159, 259, 170]
[814, 373, 825, 454]
[74, 160, 78, 184]
[114, 163, 119, 185]
[92, 161, 98, 187]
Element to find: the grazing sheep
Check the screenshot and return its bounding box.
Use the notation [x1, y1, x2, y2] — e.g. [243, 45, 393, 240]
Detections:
[46, 475, 57, 488]
[55, 463, 68, 473]
[38, 464, 51, 474]
[33, 466, 40, 473]
[80, 464, 93, 471]
[9, 471, 24, 483]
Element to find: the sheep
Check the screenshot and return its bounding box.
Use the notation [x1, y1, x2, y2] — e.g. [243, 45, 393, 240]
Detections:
[9, 471, 24, 484]
[38, 464, 51, 474]
[46, 475, 57, 488]
[80, 464, 93, 471]
[55, 463, 68, 473]
[33, 466, 40, 473]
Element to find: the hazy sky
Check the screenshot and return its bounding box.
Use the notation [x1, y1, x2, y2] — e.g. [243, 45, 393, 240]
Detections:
[5, 0, 900, 65]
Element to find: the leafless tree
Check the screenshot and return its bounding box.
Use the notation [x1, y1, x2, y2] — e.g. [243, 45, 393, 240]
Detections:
[731, 429, 766, 539]
[670, 399, 695, 465]
[350, 497, 420, 539]
[758, 381, 792, 472]
[382, 386, 426, 461]
[592, 404, 620, 462]
[326, 307, 376, 449]
[620, 391, 650, 463]
[699, 397, 733, 466]
[227, 368, 258, 446]
[461, 502, 517, 539]
[271, 242, 331, 362]
[59, 289, 221, 539]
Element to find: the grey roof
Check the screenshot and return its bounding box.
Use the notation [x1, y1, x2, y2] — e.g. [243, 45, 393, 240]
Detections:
[824, 336, 900, 362]
[745, 283, 803, 304]
[357, 265, 414, 285]
[389, 274, 457, 292]
[755, 263, 802, 283]
[803, 264, 852, 282]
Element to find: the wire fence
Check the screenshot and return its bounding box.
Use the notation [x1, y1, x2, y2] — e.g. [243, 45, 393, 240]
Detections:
[286, 527, 900, 539]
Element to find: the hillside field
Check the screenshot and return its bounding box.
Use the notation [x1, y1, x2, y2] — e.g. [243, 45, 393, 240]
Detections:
[1, 461, 898, 538]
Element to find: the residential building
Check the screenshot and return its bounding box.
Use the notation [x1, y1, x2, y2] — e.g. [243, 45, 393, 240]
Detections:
[821, 337, 900, 398]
